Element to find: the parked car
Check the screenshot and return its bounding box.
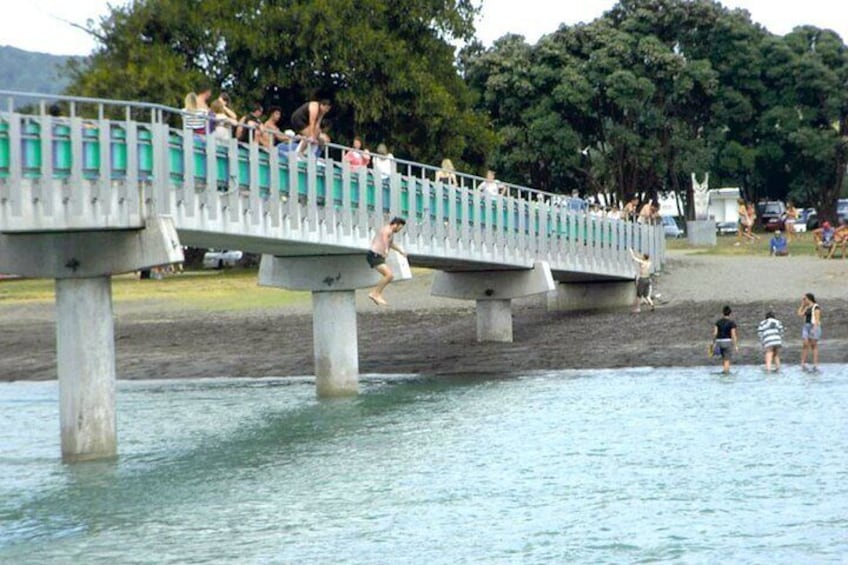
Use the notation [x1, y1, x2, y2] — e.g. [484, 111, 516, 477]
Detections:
[716, 220, 738, 235]
[202, 249, 244, 269]
[797, 208, 818, 231]
[838, 198, 848, 224]
[661, 215, 683, 238]
[760, 200, 787, 232]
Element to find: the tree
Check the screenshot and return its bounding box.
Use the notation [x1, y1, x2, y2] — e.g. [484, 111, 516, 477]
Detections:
[463, 0, 848, 217]
[63, 0, 494, 168]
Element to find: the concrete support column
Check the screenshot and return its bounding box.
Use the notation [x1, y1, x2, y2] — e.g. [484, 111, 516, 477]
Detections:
[56, 276, 117, 462]
[312, 290, 359, 397]
[260, 253, 412, 397]
[476, 299, 513, 342]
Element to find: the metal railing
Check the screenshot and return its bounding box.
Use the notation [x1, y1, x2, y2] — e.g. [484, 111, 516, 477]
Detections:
[0, 90, 664, 276]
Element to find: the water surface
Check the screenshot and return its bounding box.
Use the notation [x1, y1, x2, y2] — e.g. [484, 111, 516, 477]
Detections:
[1, 367, 846, 563]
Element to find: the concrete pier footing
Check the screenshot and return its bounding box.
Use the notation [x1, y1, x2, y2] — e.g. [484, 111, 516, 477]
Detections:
[0, 216, 183, 461]
[259, 252, 411, 397]
[431, 261, 554, 343]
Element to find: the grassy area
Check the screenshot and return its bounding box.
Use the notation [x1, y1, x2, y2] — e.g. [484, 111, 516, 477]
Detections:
[666, 231, 823, 256]
[0, 269, 311, 310]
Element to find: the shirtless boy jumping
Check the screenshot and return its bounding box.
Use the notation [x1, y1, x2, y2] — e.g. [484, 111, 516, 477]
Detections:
[367, 217, 407, 305]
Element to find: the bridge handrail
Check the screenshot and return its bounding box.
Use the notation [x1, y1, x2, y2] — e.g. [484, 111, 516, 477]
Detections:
[2, 90, 585, 210]
[0, 90, 665, 273]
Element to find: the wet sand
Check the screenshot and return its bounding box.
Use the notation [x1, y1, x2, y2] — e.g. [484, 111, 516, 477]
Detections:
[1, 251, 846, 381]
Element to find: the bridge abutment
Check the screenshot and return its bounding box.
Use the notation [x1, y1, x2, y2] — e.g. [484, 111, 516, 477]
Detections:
[0, 216, 183, 461]
[547, 281, 636, 312]
[431, 262, 554, 343]
[259, 253, 411, 397]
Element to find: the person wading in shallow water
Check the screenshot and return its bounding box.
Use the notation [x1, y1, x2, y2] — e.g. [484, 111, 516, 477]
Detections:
[712, 305, 739, 374]
[366, 217, 407, 306]
[797, 292, 822, 372]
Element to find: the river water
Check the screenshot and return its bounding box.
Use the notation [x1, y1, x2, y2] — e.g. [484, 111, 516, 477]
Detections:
[1, 366, 846, 564]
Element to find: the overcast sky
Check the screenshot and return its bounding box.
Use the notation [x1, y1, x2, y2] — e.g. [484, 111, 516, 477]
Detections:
[1, 0, 845, 57]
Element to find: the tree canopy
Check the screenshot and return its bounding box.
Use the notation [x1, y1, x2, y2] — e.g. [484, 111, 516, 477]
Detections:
[463, 0, 848, 218]
[64, 0, 494, 169]
[63, 0, 848, 219]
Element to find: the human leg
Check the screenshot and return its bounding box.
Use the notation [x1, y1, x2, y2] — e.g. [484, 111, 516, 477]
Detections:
[810, 340, 819, 370]
[800, 339, 809, 370]
[369, 263, 393, 305]
[764, 348, 773, 372]
[773, 347, 781, 371]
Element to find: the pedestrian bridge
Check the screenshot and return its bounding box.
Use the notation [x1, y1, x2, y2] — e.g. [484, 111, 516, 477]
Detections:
[1, 91, 663, 461]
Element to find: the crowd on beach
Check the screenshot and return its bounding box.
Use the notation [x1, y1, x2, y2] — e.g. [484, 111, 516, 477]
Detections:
[736, 197, 848, 259]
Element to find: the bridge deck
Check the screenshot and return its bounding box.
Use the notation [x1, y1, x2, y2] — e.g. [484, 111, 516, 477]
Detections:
[0, 91, 664, 281]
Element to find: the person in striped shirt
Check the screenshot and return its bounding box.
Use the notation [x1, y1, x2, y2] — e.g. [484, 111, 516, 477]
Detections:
[757, 311, 784, 372]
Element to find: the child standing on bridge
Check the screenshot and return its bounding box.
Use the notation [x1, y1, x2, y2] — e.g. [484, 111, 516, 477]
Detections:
[367, 217, 407, 306]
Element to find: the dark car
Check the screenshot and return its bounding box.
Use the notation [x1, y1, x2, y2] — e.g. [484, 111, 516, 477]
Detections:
[798, 208, 818, 231]
[838, 199, 848, 224]
[760, 201, 787, 232]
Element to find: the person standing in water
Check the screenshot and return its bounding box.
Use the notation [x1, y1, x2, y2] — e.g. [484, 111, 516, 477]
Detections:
[712, 305, 739, 374]
[757, 311, 784, 372]
[797, 293, 822, 372]
[366, 217, 407, 306]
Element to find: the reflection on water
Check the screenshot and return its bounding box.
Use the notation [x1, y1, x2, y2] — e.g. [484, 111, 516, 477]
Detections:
[1, 367, 847, 563]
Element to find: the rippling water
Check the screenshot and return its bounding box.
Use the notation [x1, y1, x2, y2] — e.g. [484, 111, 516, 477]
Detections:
[1, 367, 846, 564]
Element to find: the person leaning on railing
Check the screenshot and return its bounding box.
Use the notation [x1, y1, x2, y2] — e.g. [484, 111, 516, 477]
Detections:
[181, 92, 208, 136]
[435, 158, 458, 186]
[235, 102, 264, 144]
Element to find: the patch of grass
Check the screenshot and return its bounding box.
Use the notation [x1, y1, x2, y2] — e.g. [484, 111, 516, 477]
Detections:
[0, 269, 311, 311]
[666, 231, 825, 257]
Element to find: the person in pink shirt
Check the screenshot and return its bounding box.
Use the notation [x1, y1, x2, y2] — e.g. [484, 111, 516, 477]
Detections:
[343, 136, 371, 170]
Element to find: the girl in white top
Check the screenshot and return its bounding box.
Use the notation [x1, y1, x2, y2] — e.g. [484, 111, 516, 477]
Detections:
[373, 143, 395, 180]
[210, 99, 238, 141]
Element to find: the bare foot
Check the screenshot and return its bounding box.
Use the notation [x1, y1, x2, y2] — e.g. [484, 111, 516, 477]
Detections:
[368, 293, 388, 306]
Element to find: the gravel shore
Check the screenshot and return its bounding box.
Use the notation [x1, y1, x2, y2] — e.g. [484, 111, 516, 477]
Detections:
[1, 250, 846, 381]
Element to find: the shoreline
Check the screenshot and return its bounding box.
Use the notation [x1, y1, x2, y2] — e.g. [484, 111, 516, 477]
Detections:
[1, 252, 846, 382]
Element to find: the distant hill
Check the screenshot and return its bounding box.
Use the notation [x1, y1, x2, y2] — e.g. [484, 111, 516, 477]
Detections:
[0, 45, 82, 96]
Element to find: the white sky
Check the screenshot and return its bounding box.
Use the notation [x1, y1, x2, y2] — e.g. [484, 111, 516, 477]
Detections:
[0, 0, 845, 57]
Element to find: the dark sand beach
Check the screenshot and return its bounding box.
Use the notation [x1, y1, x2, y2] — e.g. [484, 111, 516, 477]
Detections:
[1, 251, 846, 381]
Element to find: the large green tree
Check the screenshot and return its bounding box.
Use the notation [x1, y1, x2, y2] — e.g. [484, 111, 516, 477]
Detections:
[64, 0, 494, 168]
[464, 0, 848, 216]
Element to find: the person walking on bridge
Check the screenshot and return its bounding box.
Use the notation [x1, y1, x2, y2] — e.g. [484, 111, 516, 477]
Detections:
[367, 217, 407, 306]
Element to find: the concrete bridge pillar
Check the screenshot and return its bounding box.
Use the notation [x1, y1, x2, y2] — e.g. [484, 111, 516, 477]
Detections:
[431, 261, 554, 343]
[56, 277, 117, 461]
[312, 290, 359, 396]
[259, 252, 411, 397]
[0, 216, 183, 461]
[475, 299, 513, 342]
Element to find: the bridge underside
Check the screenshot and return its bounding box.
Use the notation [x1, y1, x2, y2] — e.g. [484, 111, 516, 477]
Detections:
[178, 230, 630, 283]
